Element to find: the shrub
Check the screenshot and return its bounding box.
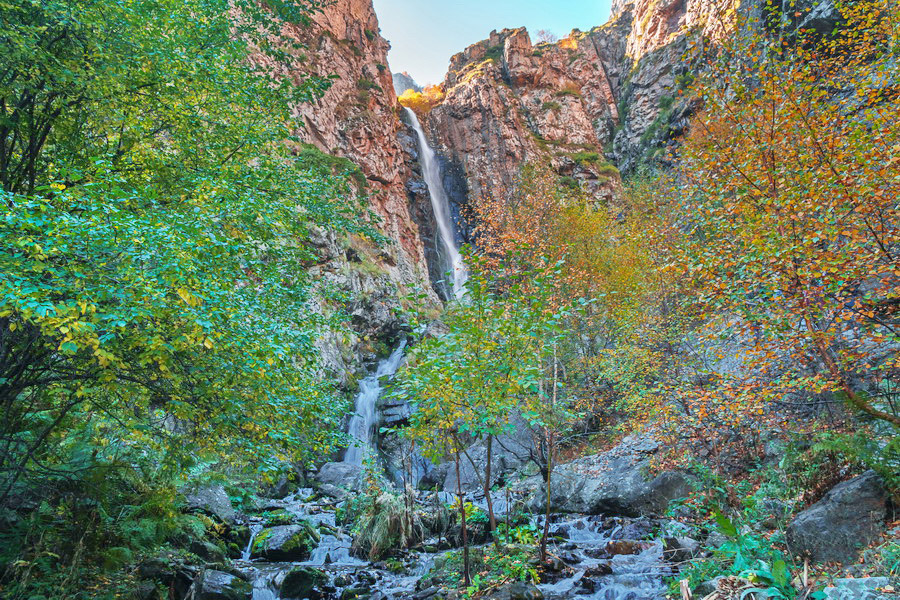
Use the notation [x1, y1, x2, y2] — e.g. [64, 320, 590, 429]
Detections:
[542, 101, 561, 112]
[555, 83, 582, 98]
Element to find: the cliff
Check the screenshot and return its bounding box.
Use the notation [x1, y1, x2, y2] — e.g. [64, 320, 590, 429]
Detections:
[254, 0, 442, 378]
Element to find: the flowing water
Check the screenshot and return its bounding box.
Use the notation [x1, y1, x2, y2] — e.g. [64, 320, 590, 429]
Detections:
[404, 107, 468, 299]
[344, 342, 407, 466]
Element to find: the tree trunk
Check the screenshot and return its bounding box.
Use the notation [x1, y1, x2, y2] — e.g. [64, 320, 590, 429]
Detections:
[484, 434, 498, 546]
[540, 430, 553, 564]
[455, 447, 470, 586]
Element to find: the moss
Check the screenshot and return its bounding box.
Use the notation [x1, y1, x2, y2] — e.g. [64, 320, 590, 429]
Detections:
[542, 101, 561, 112]
[357, 78, 382, 92]
[559, 175, 580, 189]
[554, 83, 582, 98]
[483, 44, 503, 62]
[364, 28, 376, 42]
[297, 143, 367, 190]
[261, 509, 295, 527]
[571, 151, 600, 165]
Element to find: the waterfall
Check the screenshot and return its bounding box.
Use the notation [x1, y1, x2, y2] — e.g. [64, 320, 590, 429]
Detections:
[404, 107, 468, 299]
[343, 342, 407, 466]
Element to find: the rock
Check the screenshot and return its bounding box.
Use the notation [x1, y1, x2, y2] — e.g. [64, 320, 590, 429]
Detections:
[485, 583, 543, 600]
[250, 523, 320, 561]
[605, 540, 654, 556]
[786, 471, 888, 563]
[705, 530, 728, 548]
[184, 485, 235, 523]
[193, 570, 251, 600]
[523, 436, 695, 517]
[694, 576, 726, 597]
[662, 536, 700, 562]
[280, 566, 328, 600]
[315, 462, 363, 499]
[822, 577, 894, 600]
[189, 540, 227, 564]
[585, 562, 613, 577]
[340, 586, 371, 600]
[508, 583, 543, 600]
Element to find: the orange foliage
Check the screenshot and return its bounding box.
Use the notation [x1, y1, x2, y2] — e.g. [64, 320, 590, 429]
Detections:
[397, 84, 445, 114]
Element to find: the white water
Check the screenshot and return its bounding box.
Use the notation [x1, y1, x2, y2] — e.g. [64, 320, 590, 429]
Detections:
[404, 107, 468, 299]
[343, 342, 407, 466]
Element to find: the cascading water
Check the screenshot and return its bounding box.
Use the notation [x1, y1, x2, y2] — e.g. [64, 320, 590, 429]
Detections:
[404, 107, 468, 300]
[343, 342, 407, 466]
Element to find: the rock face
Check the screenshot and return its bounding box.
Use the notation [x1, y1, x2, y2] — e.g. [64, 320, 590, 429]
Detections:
[253, 0, 440, 380]
[424, 25, 627, 219]
[521, 436, 695, 517]
[786, 470, 889, 563]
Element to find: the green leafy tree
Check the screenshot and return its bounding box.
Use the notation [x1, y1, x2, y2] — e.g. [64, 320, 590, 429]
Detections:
[0, 0, 371, 593]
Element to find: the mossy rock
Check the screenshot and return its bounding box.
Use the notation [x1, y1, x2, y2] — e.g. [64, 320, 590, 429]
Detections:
[280, 566, 327, 600]
[250, 522, 320, 561]
[261, 509, 297, 527]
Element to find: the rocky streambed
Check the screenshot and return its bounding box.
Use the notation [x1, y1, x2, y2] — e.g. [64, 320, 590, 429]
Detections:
[180, 481, 694, 600]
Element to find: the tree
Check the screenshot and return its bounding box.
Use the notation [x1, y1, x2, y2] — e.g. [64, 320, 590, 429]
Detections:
[661, 0, 900, 431]
[0, 0, 367, 539]
[395, 257, 581, 578]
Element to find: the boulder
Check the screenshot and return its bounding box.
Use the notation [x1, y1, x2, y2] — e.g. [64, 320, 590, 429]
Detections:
[485, 583, 543, 600]
[193, 570, 251, 600]
[440, 425, 533, 494]
[823, 577, 894, 600]
[662, 536, 700, 563]
[250, 523, 320, 561]
[280, 566, 328, 600]
[786, 471, 888, 564]
[315, 462, 362, 499]
[522, 436, 695, 517]
[184, 485, 235, 523]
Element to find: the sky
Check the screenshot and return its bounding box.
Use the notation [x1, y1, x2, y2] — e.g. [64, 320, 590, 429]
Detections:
[372, 0, 613, 86]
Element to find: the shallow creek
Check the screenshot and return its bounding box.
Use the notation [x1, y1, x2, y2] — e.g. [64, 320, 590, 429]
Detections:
[233, 490, 670, 600]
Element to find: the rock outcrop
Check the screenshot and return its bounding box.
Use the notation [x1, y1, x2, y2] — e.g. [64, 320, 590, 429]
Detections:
[520, 436, 695, 517]
[786, 470, 889, 563]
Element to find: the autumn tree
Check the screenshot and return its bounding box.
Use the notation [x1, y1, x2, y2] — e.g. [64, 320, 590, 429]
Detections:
[659, 0, 900, 439]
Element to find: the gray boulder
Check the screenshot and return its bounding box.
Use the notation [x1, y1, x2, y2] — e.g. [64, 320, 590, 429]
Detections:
[823, 577, 894, 600]
[193, 570, 251, 600]
[440, 425, 533, 494]
[315, 462, 362, 499]
[184, 485, 235, 523]
[250, 523, 321, 561]
[523, 436, 695, 517]
[787, 471, 888, 564]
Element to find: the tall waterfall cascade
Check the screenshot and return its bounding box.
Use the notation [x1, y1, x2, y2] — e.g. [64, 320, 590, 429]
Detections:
[404, 107, 468, 299]
[343, 342, 407, 466]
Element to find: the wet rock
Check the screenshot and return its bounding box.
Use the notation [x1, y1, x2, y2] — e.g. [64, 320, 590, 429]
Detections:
[315, 462, 363, 499]
[184, 485, 235, 523]
[280, 566, 327, 600]
[523, 436, 695, 517]
[606, 540, 655, 556]
[694, 576, 726, 597]
[585, 562, 613, 577]
[250, 523, 320, 561]
[340, 586, 372, 600]
[823, 577, 894, 600]
[192, 570, 251, 600]
[786, 471, 888, 563]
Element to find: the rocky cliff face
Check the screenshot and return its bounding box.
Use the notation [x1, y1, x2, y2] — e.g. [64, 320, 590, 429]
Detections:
[423, 24, 628, 224]
[257, 0, 442, 379]
[410, 0, 742, 215]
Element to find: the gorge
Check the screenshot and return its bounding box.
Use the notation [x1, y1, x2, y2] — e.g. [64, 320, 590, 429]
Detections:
[0, 0, 896, 599]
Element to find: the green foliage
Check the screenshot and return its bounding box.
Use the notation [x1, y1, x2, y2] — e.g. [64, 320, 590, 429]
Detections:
[297, 143, 368, 190]
[337, 462, 422, 560]
[558, 175, 580, 189]
[483, 45, 504, 62]
[810, 431, 899, 491]
[542, 101, 562, 112]
[430, 544, 539, 595]
[0, 0, 370, 595]
[571, 151, 601, 165]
